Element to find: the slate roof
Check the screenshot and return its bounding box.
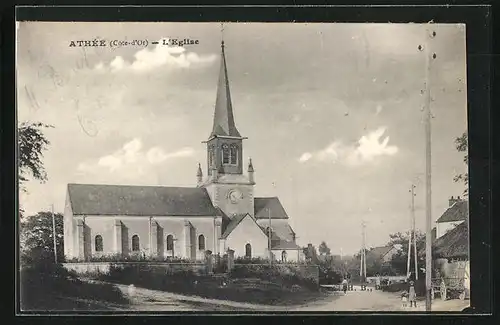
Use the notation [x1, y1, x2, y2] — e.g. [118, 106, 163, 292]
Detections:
[271, 240, 301, 250]
[67, 183, 219, 216]
[436, 200, 468, 223]
[260, 223, 295, 242]
[433, 221, 469, 259]
[254, 197, 289, 220]
[210, 41, 242, 138]
[220, 214, 250, 239]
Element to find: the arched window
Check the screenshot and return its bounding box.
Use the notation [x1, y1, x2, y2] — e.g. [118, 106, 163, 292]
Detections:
[245, 243, 252, 258]
[281, 250, 287, 262]
[166, 235, 174, 251]
[132, 235, 140, 252]
[222, 144, 230, 164]
[95, 235, 103, 252]
[198, 234, 205, 250]
[230, 144, 238, 165]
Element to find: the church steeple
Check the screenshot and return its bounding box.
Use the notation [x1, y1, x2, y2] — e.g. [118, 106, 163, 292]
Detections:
[204, 39, 246, 178]
[209, 41, 242, 139]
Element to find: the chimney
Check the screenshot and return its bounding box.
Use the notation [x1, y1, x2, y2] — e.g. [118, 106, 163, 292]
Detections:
[448, 196, 457, 207]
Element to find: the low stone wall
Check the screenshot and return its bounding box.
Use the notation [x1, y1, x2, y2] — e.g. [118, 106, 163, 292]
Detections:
[63, 262, 206, 275]
[366, 275, 407, 283]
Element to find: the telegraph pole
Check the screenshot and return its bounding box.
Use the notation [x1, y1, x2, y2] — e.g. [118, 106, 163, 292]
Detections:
[360, 221, 367, 286]
[407, 184, 418, 281]
[419, 26, 437, 312]
[268, 207, 272, 266]
[412, 185, 418, 281]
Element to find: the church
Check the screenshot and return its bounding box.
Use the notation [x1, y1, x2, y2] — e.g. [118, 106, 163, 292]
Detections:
[63, 41, 302, 263]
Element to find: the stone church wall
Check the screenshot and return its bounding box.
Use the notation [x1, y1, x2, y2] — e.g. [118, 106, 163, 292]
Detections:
[66, 216, 218, 260]
[225, 216, 269, 258]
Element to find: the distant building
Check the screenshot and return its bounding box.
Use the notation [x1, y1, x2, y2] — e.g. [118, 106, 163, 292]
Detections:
[63, 41, 301, 262]
[435, 196, 468, 239]
[368, 245, 401, 264]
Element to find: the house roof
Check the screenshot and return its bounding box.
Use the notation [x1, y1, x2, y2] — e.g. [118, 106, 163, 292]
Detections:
[259, 225, 282, 241]
[220, 213, 250, 239]
[271, 240, 301, 250]
[262, 223, 295, 242]
[254, 197, 289, 220]
[67, 183, 219, 217]
[368, 246, 395, 258]
[432, 221, 469, 259]
[436, 200, 468, 223]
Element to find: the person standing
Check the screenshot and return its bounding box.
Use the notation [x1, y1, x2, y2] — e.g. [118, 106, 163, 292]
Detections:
[408, 281, 417, 307]
[342, 278, 348, 294]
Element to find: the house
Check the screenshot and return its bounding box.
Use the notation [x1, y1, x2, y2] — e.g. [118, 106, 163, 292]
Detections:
[435, 196, 468, 239]
[63, 40, 301, 262]
[368, 245, 400, 264]
[432, 220, 470, 295]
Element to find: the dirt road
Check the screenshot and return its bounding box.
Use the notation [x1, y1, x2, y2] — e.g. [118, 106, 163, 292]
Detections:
[108, 283, 469, 312]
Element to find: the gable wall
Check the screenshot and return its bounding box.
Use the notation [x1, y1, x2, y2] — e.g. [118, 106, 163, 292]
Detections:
[226, 216, 268, 258]
[436, 220, 465, 239]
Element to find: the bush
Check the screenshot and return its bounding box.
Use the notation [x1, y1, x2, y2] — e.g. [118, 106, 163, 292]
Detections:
[20, 257, 128, 310]
[101, 264, 204, 294]
[230, 264, 319, 291]
[64, 254, 203, 263]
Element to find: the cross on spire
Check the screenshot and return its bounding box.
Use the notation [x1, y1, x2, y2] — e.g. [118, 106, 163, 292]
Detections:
[221, 22, 225, 46]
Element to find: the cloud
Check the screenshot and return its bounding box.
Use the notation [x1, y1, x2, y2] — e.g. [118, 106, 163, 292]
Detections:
[375, 104, 383, 115]
[146, 146, 194, 164]
[299, 152, 312, 162]
[78, 138, 195, 175]
[299, 127, 398, 166]
[95, 38, 217, 72]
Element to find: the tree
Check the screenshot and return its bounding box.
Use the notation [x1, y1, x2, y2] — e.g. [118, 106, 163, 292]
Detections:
[386, 231, 426, 276]
[18, 122, 53, 193]
[318, 241, 331, 256]
[20, 211, 64, 265]
[453, 131, 468, 197]
[302, 245, 319, 263]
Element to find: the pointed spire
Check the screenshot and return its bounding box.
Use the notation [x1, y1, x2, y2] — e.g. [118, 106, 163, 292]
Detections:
[196, 163, 203, 177]
[209, 40, 242, 138]
[248, 158, 254, 172]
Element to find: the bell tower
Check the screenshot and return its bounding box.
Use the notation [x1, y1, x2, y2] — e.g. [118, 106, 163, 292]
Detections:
[205, 40, 246, 177]
[202, 40, 255, 218]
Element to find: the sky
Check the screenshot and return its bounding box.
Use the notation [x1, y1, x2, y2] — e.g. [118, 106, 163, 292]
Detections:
[16, 22, 467, 255]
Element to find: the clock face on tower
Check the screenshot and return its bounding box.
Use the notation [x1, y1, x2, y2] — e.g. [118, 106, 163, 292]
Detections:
[227, 189, 243, 204]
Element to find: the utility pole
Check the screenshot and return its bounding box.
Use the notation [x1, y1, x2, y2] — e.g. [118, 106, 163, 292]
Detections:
[360, 221, 367, 286]
[268, 207, 272, 266]
[51, 204, 58, 264]
[412, 185, 418, 281]
[419, 26, 437, 312]
[406, 184, 418, 280]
